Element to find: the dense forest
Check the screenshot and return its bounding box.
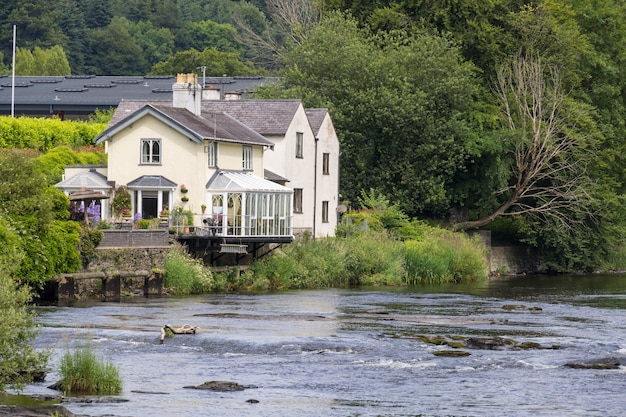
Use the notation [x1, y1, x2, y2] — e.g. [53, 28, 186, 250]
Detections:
[2, 0, 626, 271]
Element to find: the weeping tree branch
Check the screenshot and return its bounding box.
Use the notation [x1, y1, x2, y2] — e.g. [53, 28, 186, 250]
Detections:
[454, 52, 596, 231]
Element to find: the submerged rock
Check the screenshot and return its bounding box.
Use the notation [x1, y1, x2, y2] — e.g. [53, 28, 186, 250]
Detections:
[184, 381, 257, 392]
[465, 336, 518, 350]
[432, 350, 471, 357]
[0, 405, 86, 417]
[564, 357, 622, 370]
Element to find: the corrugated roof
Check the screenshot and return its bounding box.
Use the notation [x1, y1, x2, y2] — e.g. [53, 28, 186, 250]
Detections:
[206, 171, 292, 193]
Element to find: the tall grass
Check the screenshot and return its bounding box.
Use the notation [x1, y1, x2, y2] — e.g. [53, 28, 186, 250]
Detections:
[404, 230, 488, 284]
[343, 231, 405, 286]
[58, 344, 122, 395]
[163, 245, 216, 294]
[240, 231, 406, 291]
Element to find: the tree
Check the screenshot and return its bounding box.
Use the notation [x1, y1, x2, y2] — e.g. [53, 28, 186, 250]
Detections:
[87, 17, 148, 75]
[454, 52, 598, 231]
[59, 0, 88, 73]
[125, 20, 175, 67]
[0, 219, 48, 391]
[270, 13, 481, 217]
[234, 0, 322, 69]
[149, 47, 260, 76]
[0, 149, 81, 286]
[15, 45, 71, 75]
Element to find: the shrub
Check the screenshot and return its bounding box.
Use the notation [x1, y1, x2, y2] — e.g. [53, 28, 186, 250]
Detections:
[58, 344, 122, 395]
[0, 219, 49, 391]
[78, 227, 104, 269]
[163, 246, 214, 294]
[343, 231, 405, 286]
[405, 230, 488, 284]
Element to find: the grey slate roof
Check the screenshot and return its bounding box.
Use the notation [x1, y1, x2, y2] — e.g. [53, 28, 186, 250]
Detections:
[97, 101, 274, 147]
[305, 108, 328, 136]
[127, 175, 178, 189]
[264, 169, 289, 183]
[0, 75, 277, 117]
[201, 100, 302, 136]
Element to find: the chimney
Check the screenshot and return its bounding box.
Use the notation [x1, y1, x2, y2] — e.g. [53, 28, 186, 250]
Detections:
[172, 73, 202, 116]
[202, 86, 221, 101]
[224, 91, 242, 101]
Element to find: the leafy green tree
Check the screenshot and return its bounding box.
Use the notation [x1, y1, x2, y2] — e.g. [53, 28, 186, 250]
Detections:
[150, 47, 260, 76]
[125, 20, 175, 67]
[0, 149, 81, 286]
[0, 218, 48, 391]
[16, 45, 71, 75]
[87, 16, 147, 74]
[79, 0, 112, 29]
[186, 20, 242, 53]
[59, 0, 88, 73]
[271, 12, 482, 217]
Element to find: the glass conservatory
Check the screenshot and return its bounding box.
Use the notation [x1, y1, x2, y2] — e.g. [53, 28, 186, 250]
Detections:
[205, 171, 293, 237]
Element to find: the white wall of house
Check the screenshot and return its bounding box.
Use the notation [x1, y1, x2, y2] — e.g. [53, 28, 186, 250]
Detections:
[314, 112, 341, 237]
[105, 114, 266, 224]
[262, 104, 338, 237]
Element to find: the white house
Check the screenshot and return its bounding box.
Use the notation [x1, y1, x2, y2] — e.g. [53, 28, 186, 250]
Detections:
[57, 74, 340, 239]
[200, 100, 340, 237]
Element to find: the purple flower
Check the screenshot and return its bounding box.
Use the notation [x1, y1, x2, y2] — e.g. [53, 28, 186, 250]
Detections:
[133, 212, 143, 222]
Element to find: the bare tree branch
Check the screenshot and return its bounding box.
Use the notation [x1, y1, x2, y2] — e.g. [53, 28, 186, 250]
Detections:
[455, 52, 596, 231]
[233, 0, 322, 69]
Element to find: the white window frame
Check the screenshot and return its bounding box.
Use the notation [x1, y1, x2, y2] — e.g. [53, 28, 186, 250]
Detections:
[207, 141, 217, 168]
[322, 152, 330, 175]
[140, 138, 161, 164]
[296, 132, 303, 158]
[294, 188, 303, 213]
[243, 145, 252, 170]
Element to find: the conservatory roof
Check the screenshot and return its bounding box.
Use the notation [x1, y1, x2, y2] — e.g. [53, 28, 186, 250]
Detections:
[56, 170, 111, 191]
[206, 171, 292, 193]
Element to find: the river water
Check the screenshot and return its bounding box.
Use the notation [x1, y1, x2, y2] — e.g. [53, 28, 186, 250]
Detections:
[25, 274, 626, 417]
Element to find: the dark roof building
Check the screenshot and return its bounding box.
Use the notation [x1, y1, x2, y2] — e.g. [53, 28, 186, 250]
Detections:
[0, 75, 277, 119]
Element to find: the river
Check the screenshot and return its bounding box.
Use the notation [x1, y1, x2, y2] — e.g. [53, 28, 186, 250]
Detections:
[24, 273, 626, 417]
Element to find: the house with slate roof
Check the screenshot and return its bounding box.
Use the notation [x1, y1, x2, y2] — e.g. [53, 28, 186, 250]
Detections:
[59, 74, 340, 242]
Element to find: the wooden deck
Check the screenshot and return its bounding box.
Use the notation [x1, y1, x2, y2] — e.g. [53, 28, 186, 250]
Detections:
[176, 233, 293, 266]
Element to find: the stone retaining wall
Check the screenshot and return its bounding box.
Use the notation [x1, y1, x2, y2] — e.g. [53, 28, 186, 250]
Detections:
[490, 246, 539, 275]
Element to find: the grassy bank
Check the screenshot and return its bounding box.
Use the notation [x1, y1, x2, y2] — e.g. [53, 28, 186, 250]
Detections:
[163, 228, 489, 294]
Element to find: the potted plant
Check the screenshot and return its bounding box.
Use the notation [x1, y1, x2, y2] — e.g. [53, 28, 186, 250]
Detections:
[181, 195, 189, 203]
[180, 184, 188, 193]
[201, 204, 207, 214]
[112, 186, 132, 217]
[159, 209, 170, 217]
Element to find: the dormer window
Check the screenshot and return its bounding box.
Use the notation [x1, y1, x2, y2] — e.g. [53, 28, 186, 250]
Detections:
[141, 138, 161, 164]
